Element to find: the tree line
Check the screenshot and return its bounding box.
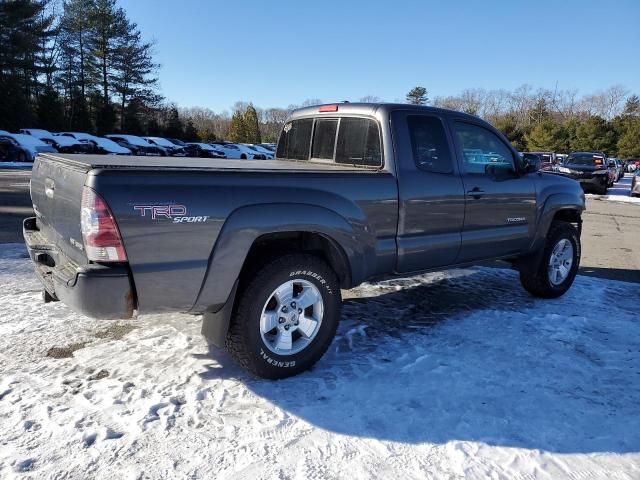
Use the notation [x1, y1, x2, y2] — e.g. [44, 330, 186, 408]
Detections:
[0, 0, 187, 136]
[406, 85, 640, 158]
[2, 0, 639, 154]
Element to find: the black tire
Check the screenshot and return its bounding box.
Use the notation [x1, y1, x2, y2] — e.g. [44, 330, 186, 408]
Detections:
[519, 221, 580, 299]
[596, 184, 607, 195]
[226, 254, 341, 379]
[17, 151, 27, 162]
[240, 154, 247, 159]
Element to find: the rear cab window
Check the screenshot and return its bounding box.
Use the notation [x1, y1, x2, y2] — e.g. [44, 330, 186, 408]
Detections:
[277, 116, 382, 167]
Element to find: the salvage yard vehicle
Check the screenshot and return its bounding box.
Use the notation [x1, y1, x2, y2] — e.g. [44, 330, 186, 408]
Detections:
[21, 128, 88, 153]
[556, 152, 613, 194]
[211, 142, 266, 159]
[144, 136, 187, 156]
[23, 103, 585, 379]
[0, 133, 57, 162]
[184, 143, 226, 158]
[105, 134, 166, 156]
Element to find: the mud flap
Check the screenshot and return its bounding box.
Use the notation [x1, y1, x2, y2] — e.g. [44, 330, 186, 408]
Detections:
[201, 278, 239, 348]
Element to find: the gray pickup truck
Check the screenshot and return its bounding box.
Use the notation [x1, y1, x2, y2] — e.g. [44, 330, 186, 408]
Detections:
[24, 103, 585, 379]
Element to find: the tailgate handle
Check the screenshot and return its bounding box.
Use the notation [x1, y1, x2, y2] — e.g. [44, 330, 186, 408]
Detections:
[45, 178, 55, 198]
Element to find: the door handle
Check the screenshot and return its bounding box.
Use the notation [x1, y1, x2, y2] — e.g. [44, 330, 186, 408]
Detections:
[467, 187, 485, 199]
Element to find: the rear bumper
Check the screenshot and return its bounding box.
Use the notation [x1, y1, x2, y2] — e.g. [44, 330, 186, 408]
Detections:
[23, 217, 135, 319]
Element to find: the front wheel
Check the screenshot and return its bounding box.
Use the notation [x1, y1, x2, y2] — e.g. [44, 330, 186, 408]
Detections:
[226, 254, 341, 379]
[519, 221, 580, 299]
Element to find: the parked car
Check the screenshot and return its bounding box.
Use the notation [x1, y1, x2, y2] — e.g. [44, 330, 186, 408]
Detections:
[20, 128, 88, 153]
[631, 170, 640, 197]
[59, 132, 131, 155]
[260, 143, 276, 152]
[556, 152, 613, 194]
[184, 143, 226, 158]
[144, 136, 186, 156]
[607, 158, 624, 182]
[529, 152, 556, 170]
[58, 132, 95, 143]
[24, 103, 585, 379]
[166, 138, 187, 147]
[244, 144, 275, 159]
[211, 142, 265, 159]
[105, 134, 167, 156]
[0, 133, 57, 162]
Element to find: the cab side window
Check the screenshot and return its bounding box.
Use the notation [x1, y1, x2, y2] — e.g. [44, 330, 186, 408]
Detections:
[407, 115, 453, 174]
[454, 122, 514, 174]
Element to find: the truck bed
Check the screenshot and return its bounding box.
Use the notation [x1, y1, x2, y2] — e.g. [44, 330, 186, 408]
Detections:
[39, 153, 369, 172]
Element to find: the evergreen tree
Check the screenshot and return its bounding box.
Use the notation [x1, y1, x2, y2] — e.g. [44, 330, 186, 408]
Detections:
[0, 0, 55, 130]
[183, 120, 198, 141]
[617, 118, 640, 158]
[112, 20, 158, 129]
[36, 86, 64, 130]
[163, 106, 184, 138]
[406, 86, 428, 105]
[494, 116, 527, 151]
[622, 94, 640, 116]
[243, 103, 261, 143]
[228, 110, 247, 142]
[571, 116, 616, 153]
[90, 0, 127, 104]
[525, 120, 568, 152]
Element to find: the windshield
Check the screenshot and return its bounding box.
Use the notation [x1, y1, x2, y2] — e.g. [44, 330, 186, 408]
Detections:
[566, 154, 604, 166]
[26, 129, 54, 139]
[9, 134, 48, 147]
[111, 135, 150, 147]
[146, 137, 175, 147]
[94, 137, 127, 150]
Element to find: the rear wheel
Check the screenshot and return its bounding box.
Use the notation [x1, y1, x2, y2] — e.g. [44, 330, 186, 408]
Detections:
[240, 154, 247, 159]
[226, 254, 341, 379]
[17, 151, 27, 162]
[519, 221, 580, 299]
[596, 184, 608, 195]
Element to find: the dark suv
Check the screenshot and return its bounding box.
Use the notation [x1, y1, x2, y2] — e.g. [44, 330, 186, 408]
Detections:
[556, 152, 613, 194]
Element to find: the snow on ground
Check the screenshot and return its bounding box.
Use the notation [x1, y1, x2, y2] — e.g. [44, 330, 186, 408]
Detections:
[1, 244, 639, 479]
[586, 176, 640, 205]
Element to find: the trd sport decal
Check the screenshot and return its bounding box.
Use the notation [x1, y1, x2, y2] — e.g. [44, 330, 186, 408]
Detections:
[133, 204, 209, 223]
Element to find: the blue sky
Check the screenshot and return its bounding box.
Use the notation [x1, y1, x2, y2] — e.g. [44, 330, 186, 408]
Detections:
[119, 0, 640, 112]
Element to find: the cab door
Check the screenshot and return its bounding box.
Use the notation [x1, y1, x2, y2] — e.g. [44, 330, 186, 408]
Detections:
[449, 119, 537, 262]
[392, 111, 466, 273]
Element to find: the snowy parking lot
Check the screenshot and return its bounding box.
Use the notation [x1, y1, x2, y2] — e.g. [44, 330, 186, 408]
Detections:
[1, 243, 639, 479]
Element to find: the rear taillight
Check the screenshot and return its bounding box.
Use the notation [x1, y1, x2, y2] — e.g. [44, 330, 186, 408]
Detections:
[80, 186, 127, 262]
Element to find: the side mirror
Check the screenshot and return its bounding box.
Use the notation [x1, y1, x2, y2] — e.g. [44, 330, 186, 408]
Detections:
[522, 153, 541, 173]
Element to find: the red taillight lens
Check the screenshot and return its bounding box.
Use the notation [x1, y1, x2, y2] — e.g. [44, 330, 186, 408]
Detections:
[80, 186, 127, 262]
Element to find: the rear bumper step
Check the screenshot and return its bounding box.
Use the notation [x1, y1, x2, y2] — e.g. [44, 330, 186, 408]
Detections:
[23, 217, 136, 319]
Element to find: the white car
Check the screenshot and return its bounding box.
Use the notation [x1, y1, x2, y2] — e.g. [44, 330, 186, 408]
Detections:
[58, 132, 131, 155]
[0, 133, 57, 162]
[211, 143, 264, 159]
[244, 144, 274, 159]
[21, 128, 87, 153]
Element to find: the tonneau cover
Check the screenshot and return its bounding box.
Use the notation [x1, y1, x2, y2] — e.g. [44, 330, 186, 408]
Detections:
[37, 153, 368, 172]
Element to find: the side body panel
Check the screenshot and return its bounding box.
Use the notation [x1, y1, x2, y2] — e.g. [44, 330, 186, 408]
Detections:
[88, 169, 398, 314]
[446, 115, 538, 262]
[391, 110, 466, 272]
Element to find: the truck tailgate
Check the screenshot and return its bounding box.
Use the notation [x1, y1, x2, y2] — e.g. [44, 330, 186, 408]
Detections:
[30, 155, 90, 266]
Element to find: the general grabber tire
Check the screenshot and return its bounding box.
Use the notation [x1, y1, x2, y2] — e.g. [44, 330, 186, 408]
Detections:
[519, 221, 581, 299]
[225, 254, 341, 379]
